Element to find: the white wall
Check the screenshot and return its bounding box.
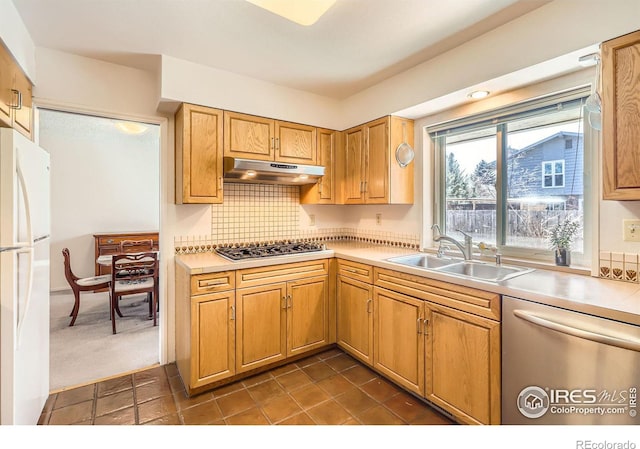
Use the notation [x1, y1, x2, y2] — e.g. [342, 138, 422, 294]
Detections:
[0, 0, 36, 81]
[340, 0, 640, 129]
[39, 109, 160, 291]
[160, 55, 343, 130]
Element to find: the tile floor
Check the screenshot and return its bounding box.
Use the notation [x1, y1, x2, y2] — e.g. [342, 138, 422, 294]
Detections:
[39, 348, 455, 425]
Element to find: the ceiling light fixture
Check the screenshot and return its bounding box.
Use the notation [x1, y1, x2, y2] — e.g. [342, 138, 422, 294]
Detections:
[246, 0, 337, 26]
[115, 121, 148, 135]
[468, 90, 490, 100]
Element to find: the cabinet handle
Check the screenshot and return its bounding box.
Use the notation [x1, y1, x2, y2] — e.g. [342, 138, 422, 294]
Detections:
[10, 89, 22, 110]
[363, 181, 367, 193]
[230, 305, 235, 320]
[107, 239, 114, 243]
[217, 177, 223, 190]
[276, 137, 280, 150]
[424, 319, 429, 336]
[359, 181, 364, 193]
[417, 318, 422, 334]
[271, 137, 275, 150]
[317, 180, 322, 195]
[282, 296, 287, 309]
[287, 294, 292, 309]
[366, 298, 372, 314]
[343, 267, 358, 274]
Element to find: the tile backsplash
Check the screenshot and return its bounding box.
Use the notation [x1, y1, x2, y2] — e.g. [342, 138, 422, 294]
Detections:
[211, 183, 300, 243]
[599, 251, 639, 283]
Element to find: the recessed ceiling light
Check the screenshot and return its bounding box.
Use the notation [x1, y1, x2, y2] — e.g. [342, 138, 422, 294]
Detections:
[468, 90, 490, 100]
[246, 0, 337, 26]
[115, 121, 148, 134]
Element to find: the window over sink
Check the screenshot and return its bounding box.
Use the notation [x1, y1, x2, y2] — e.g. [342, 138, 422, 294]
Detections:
[429, 87, 593, 267]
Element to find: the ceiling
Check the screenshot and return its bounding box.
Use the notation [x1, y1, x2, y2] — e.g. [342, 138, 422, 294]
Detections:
[11, 0, 550, 99]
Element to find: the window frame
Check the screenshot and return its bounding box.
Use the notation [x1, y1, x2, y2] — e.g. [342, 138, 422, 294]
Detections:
[430, 87, 593, 267]
[542, 159, 565, 188]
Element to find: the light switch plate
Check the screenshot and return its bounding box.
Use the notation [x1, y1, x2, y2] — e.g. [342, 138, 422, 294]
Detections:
[376, 213, 382, 225]
[623, 219, 640, 241]
[309, 214, 315, 226]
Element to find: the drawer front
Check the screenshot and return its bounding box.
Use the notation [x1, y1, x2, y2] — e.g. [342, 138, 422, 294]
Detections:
[374, 267, 500, 321]
[236, 259, 329, 288]
[97, 233, 159, 247]
[337, 259, 373, 283]
[191, 271, 235, 295]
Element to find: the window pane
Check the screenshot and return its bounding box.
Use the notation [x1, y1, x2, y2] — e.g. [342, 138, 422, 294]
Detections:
[505, 109, 584, 250]
[444, 129, 496, 245]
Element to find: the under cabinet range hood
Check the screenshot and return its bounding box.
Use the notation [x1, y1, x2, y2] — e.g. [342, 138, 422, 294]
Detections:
[223, 157, 325, 185]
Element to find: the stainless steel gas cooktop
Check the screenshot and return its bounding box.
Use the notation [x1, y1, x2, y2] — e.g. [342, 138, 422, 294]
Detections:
[215, 241, 326, 261]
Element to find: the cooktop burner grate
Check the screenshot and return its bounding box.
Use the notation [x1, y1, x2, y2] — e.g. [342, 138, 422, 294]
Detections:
[215, 241, 326, 261]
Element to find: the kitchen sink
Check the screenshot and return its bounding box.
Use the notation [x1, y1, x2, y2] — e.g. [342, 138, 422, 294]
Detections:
[386, 253, 534, 282]
[436, 261, 534, 282]
[386, 253, 460, 269]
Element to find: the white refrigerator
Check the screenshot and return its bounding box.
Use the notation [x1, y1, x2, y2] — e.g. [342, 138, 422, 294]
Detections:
[0, 128, 50, 425]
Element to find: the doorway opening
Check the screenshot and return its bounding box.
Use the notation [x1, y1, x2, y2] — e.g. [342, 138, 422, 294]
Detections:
[38, 108, 161, 391]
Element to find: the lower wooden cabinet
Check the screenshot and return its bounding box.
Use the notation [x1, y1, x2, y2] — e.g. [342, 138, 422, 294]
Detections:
[371, 267, 501, 425]
[336, 275, 374, 366]
[236, 283, 287, 373]
[425, 302, 501, 425]
[191, 290, 236, 388]
[176, 259, 332, 395]
[373, 287, 424, 396]
[236, 276, 330, 373]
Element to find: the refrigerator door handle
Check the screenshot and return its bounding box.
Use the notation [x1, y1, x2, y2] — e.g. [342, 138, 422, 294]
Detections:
[15, 158, 34, 247]
[15, 246, 34, 349]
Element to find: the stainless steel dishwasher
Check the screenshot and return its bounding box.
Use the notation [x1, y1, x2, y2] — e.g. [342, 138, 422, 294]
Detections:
[502, 296, 640, 424]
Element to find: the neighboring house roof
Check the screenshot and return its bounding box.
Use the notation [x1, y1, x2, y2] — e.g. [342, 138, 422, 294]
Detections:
[510, 131, 582, 158]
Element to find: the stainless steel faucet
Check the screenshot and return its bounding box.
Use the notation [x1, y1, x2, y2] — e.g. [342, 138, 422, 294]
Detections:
[431, 224, 473, 260]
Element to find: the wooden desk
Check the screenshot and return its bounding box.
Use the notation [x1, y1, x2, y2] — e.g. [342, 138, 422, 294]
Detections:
[94, 231, 159, 277]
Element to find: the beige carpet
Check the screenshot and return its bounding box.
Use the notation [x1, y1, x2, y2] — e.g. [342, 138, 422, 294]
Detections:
[49, 290, 159, 391]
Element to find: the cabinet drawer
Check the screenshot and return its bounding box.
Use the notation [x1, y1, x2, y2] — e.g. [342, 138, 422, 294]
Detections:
[191, 271, 235, 295]
[337, 259, 373, 283]
[374, 267, 500, 321]
[236, 260, 329, 288]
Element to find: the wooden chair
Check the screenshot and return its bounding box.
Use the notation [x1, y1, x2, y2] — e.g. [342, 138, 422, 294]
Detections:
[62, 248, 112, 326]
[110, 251, 159, 334]
[119, 239, 155, 253]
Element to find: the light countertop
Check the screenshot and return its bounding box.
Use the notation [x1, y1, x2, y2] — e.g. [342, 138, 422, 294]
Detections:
[175, 242, 640, 326]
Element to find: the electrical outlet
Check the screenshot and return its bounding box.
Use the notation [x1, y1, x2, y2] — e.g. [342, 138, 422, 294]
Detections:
[623, 219, 640, 241]
[376, 213, 382, 225]
[309, 214, 315, 226]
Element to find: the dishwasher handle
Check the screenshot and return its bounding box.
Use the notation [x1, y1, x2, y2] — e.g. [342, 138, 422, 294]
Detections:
[513, 309, 640, 353]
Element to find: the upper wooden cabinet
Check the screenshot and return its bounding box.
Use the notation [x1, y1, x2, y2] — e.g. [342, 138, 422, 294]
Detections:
[341, 116, 414, 205]
[223, 111, 275, 161]
[602, 29, 640, 200]
[0, 41, 33, 140]
[300, 128, 339, 204]
[175, 103, 224, 204]
[275, 120, 317, 164]
[223, 111, 318, 164]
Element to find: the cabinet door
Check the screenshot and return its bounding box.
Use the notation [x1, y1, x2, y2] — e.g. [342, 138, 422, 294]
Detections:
[191, 291, 235, 388]
[602, 30, 640, 200]
[343, 125, 365, 204]
[236, 283, 287, 373]
[11, 69, 32, 140]
[336, 275, 373, 366]
[300, 128, 336, 204]
[0, 43, 13, 127]
[224, 111, 275, 161]
[175, 104, 224, 204]
[275, 120, 317, 164]
[287, 276, 328, 356]
[425, 303, 501, 425]
[373, 287, 424, 396]
[364, 117, 389, 204]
